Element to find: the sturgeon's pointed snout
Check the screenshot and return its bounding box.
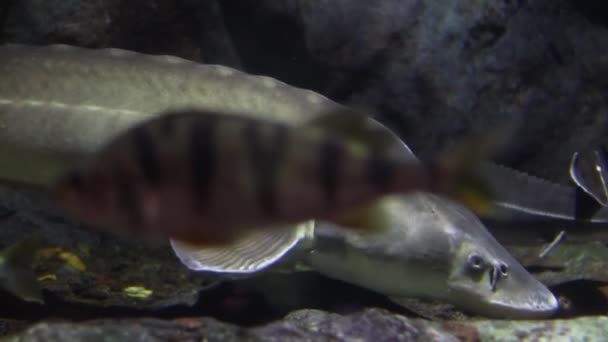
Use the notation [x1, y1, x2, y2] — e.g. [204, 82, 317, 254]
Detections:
[484, 259, 559, 318]
[450, 267, 559, 318]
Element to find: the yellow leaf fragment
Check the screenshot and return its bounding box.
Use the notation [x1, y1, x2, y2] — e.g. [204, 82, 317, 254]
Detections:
[123, 286, 153, 299]
[37, 274, 57, 281]
[58, 251, 87, 271]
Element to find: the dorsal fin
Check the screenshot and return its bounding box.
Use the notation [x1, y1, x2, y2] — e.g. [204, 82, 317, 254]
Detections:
[169, 221, 314, 273]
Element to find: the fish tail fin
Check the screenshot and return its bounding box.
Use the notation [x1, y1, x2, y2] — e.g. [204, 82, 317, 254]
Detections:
[0, 234, 45, 303]
[428, 124, 517, 216]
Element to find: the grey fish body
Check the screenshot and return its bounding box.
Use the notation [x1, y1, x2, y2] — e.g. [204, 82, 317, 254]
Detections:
[303, 192, 558, 318]
[476, 161, 608, 245]
[0, 43, 560, 317]
[0, 43, 345, 186]
[1, 43, 605, 234]
[0, 43, 603, 227]
[163, 108, 558, 318]
[478, 161, 608, 224]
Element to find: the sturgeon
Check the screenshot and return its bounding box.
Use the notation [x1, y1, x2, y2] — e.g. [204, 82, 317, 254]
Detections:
[0, 43, 562, 317]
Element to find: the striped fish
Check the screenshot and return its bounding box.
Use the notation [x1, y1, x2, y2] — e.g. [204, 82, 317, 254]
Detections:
[51, 108, 496, 245]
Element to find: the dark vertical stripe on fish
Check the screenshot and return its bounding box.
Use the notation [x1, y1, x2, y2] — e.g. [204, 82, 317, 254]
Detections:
[245, 122, 288, 215]
[63, 169, 84, 191]
[366, 152, 395, 192]
[158, 113, 178, 136]
[131, 126, 162, 184]
[318, 138, 344, 205]
[190, 118, 216, 206]
[113, 168, 143, 229]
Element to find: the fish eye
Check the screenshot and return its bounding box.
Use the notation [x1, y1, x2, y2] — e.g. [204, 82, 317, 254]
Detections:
[498, 262, 509, 277]
[467, 253, 485, 270]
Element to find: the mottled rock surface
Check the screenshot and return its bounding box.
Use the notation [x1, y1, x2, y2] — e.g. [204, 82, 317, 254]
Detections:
[0, 185, 216, 311]
[215, 0, 608, 184]
[3, 308, 608, 342]
[1, 309, 457, 342]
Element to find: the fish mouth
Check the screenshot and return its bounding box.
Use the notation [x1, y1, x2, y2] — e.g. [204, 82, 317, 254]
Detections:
[449, 284, 559, 319]
[484, 285, 559, 319]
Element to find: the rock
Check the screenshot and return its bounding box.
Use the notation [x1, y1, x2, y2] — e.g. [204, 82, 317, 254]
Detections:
[0, 185, 217, 311]
[2, 308, 608, 342]
[282, 309, 460, 341]
[510, 241, 608, 286]
[0, 308, 463, 342]
[217, 0, 608, 184]
[0, 320, 29, 339]
[1, 0, 241, 68]
[472, 315, 608, 341]
[506, 240, 608, 317]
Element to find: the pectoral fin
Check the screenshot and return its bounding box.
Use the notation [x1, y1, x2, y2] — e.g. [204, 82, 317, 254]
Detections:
[170, 221, 314, 274]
